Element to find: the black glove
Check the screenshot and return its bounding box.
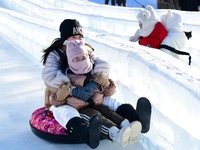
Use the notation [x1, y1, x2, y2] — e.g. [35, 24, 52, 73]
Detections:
[71, 81, 99, 101]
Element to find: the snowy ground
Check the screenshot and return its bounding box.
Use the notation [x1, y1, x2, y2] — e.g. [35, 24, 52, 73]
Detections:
[0, 0, 200, 150]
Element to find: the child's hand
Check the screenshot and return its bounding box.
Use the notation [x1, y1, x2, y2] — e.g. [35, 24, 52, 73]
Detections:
[129, 29, 140, 42]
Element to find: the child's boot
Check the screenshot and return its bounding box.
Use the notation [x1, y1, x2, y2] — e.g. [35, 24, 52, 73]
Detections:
[109, 126, 131, 147]
[128, 121, 142, 144]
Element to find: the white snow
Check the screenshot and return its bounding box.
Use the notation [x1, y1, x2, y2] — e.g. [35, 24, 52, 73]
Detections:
[0, 0, 200, 150]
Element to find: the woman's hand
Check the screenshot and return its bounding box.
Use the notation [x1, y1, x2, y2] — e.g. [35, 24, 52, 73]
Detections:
[66, 96, 87, 110]
[91, 93, 104, 106]
[103, 79, 116, 96]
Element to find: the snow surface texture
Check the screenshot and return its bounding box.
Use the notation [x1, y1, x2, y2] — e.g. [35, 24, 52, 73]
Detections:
[0, 0, 200, 150]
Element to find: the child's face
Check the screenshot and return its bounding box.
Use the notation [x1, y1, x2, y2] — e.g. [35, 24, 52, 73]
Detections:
[72, 54, 89, 62]
[67, 35, 83, 41]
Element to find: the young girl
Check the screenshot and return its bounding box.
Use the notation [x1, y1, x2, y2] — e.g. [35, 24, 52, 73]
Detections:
[129, 5, 167, 49]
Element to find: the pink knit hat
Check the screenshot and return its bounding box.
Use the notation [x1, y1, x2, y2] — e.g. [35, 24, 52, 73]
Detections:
[65, 39, 93, 74]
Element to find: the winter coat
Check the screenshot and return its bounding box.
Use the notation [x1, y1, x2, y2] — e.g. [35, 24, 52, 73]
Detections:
[139, 22, 168, 49]
[42, 44, 110, 107]
[42, 45, 110, 89]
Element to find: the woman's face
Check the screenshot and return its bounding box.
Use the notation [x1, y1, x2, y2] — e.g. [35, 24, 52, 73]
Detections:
[67, 35, 83, 41]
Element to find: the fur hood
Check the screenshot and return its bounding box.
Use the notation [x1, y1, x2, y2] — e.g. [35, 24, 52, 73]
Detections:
[137, 5, 158, 37]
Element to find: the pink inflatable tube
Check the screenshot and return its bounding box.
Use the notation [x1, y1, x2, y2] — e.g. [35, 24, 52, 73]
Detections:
[29, 107, 84, 144]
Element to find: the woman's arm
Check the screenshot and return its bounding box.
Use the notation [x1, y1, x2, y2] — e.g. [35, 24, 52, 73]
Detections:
[42, 50, 71, 88]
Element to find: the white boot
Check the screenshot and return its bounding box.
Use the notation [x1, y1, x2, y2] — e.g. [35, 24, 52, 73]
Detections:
[129, 121, 142, 144]
[109, 126, 131, 147]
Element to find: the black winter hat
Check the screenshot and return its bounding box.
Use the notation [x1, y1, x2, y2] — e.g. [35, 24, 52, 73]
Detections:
[59, 19, 83, 40]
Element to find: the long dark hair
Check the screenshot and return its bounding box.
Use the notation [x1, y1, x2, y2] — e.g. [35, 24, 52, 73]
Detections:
[41, 38, 65, 65]
[41, 38, 95, 67]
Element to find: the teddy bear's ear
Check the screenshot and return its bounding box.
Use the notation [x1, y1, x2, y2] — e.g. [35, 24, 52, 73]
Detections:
[141, 10, 151, 19]
[167, 9, 172, 14]
[166, 10, 173, 18]
[145, 5, 158, 21]
[145, 5, 154, 12]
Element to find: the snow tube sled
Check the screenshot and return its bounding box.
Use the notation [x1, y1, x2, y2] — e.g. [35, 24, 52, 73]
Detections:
[29, 107, 84, 144]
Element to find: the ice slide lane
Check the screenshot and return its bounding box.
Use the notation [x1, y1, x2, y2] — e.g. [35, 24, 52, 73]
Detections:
[0, 35, 153, 150]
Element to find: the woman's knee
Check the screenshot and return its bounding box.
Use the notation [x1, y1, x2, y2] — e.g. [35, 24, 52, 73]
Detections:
[80, 108, 102, 117]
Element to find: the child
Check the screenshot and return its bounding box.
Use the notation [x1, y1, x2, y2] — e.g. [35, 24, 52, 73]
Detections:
[129, 5, 168, 49]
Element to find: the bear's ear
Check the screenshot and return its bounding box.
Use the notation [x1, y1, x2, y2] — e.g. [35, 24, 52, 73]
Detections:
[166, 10, 173, 19]
[145, 5, 157, 20]
[142, 10, 150, 19]
[137, 9, 150, 23]
[167, 9, 172, 14]
[145, 5, 154, 14]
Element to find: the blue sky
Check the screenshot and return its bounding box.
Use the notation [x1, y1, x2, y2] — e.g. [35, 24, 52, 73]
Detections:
[89, 0, 157, 8]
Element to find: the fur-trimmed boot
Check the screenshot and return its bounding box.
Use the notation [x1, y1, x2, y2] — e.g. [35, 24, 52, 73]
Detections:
[109, 126, 131, 147]
[136, 97, 152, 133]
[66, 115, 101, 149]
[116, 104, 142, 144]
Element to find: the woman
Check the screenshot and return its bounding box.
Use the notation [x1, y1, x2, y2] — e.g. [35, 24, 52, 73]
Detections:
[42, 19, 151, 148]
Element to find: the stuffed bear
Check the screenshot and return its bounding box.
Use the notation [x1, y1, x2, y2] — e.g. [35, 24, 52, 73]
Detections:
[159, 10, 188, 59]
